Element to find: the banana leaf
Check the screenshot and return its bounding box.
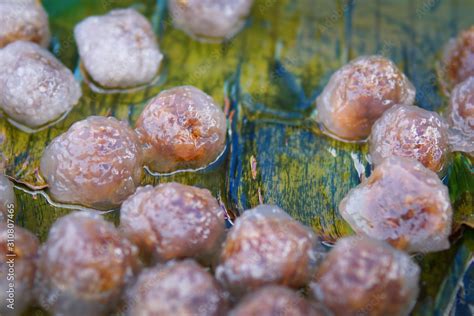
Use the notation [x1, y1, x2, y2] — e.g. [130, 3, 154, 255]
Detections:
[0, 0, 472, 315]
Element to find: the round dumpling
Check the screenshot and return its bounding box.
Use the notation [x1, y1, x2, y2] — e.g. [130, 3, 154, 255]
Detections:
[35, 212, 139, 316]
[74, 8, 163, 89]
[136, 86, 227, 173]
[310, 236, 420, 316]
[0, 0, 50, 48]
[120, 182, 226, 265]
[215, 205, 324, 297]
[369, 104, 451, 174]
[125, 260, 228, 316]
[0, 223, 39, 316]
[229, 285, 329, 316]
[316, 55, 416, 141]
[440, 26, 474, 92]
[169, 0, 254, 41]
[40, 116, 143, 209]
[0, 41, 81, 128]
[446, 77, 474, 155]
[340, 157, 452, 253]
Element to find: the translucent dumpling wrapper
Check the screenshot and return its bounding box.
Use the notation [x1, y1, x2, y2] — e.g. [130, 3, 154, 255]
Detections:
[120, 182, 226, 265]
[310, 236, 420, 316]
[316, 55, 416, 141]
[0, 223, 39, 316]
[446, 77, 474, 155]
[0, 41, 81, 128]
[340, 157, 452, 253]
[35, 212, 140, 316]
[169, 0, 254, 42]
[215, 205, 325, 297]
[40, 116, 143, 209]
[369, 104, 451, 174]
[439, 26, 474, 93]
[74, 8, 163, 89]
[0, 0, 50, 48]
[0, 174, 15, 222]
[229, 285, 330, 316]
[125, 260, 228, 316]
[136, 86, 227, 173]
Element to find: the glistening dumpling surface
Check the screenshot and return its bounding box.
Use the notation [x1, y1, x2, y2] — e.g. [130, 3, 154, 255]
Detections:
[126, 260, 228, 316]
[316, 55, 416, 141]
[447, 77, 474, 155]
[0, 174, 15, 222]
[0, 223, 39, 316]
[40, 116, 143, 209]
[169, 0, 254, 41]
[0, 0, 50, 48]
[74, 8, 163, 88]
[310, 236, 420, 316]
[340, 157, 452, 253]
[229, 285, 329, 316]
[0, 41, 81, 128]
[440, 26, 474, 91]
[136, 86, 227, 173]
[369, 104, 451, 174]
[120, 182, 226, 264]
[35, 212, 139, 316]
[215, 205, 324, 297]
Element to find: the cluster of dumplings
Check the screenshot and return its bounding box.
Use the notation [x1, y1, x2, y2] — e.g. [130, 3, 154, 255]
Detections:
[0, 1, 254, 129]
[0, 0, 472, 315]
[0, 191, 423, 316]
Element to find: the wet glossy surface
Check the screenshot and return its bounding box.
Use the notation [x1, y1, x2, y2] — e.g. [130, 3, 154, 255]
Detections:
[369, 104, 451, 174]
[40, 116, 143, 210]
[0, 223, 39, 316]
[0, 0, 50, 48]
[441, 26, 474, 92]
[126, 260, 228, 316]
[120, 182, 226, 265]
[215, 205, 324, 297]
[35, 212, 139, 316]
[136, 86, 227, 173]
[316, 55, 416, 141]
[340, 157, 452, 253]
[310, 236, 420, 316]
[74, 8, 163, 89]
[0, 41, 81, 128]
[447, 77, 474, 155]
[229, 285, 329, 316]
[0, 174, 15, 222]
[168, 0, 254, 42]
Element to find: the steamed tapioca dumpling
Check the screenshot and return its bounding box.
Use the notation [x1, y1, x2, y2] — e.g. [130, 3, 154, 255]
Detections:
[0, 223, 39, 316]
[40, 116, 143, 210]
[440, 26, 474, 91]
[369, 104, 451, 174]
[0, 0, 50, 48]
[340, 157, 452, 253]
[136, 86, 227, 173]
[229, 285, 329, 316]
[74, 8, 163, 89]
[310, 236, 420, 316]
[0, 174, 15, 222]
[215, 205, 324, 297]
[0, 41, 81, 128]
[120, 182, 226, 265]
[169, 0, 254, 41]
[125, 260, 228, 316]
[316, 55, 416, 141]
[35, 212, 140, 316]
[447, 77, 474, 154]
